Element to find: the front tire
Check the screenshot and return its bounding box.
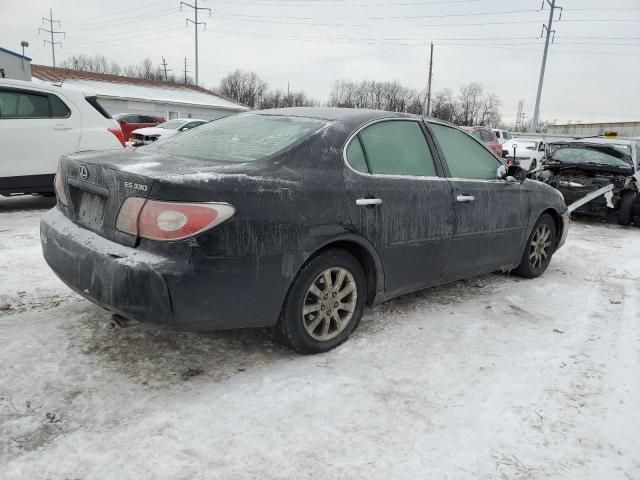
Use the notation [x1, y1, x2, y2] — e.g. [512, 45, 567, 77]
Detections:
[617, 191, 635, 226]
[513, 214, 557, 278]
[275, 250, 366, 354]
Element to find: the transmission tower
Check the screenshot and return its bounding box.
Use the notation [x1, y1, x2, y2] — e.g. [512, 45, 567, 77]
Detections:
[39, 9, 65, 68]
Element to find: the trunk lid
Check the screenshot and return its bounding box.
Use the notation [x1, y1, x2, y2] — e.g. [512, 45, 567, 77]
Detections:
[59, 149, 265, 246]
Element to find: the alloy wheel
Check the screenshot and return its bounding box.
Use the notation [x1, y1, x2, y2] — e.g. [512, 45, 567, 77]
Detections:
[529, 223, 552, 270]
[302, 267, 358, 341]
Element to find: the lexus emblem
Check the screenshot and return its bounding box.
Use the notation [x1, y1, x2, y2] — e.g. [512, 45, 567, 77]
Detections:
[79, 166, 88, 180]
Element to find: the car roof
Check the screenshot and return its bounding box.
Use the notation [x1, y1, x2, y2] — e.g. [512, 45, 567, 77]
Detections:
[253, 106, 449, 123]
[0, 78, 91, 98]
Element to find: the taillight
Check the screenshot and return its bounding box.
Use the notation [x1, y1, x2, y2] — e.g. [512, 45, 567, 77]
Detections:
[54, 167, 68, 206]
[108, 127, 126, 148]
[116, 199, 235, 241]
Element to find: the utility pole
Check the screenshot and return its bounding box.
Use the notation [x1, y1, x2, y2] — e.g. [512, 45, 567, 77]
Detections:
[424, 42, 434, 116]
[160, 56, 171, 82]
[531, 0, 563, 132]
[20, 41, 29, 72]
[39, 9, 65, 68]
[183, 56, 189, 84]
[515, 100, 524, 131]
[180, 0, 211, 86]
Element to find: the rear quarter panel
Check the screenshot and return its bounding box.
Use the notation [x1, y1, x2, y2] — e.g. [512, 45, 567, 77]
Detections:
[144, 126, 360, 327]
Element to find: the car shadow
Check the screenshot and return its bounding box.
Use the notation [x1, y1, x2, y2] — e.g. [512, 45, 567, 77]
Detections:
[77, 272, 519, 388]
[0, 195, 56, 212]
[79, 306, 294, 388]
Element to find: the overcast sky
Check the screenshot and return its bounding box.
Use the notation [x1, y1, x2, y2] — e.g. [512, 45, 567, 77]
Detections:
[2, 0, 639, 124]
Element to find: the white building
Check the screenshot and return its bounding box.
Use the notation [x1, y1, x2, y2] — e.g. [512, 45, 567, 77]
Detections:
[0, 46, 32, 81]
[31, 64, 248, 120]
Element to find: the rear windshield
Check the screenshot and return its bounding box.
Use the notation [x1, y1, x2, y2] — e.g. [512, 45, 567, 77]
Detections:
[147, 114, 327, 162]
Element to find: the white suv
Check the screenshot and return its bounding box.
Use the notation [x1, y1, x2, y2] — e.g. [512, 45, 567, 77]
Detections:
[0, 79, 125, 195]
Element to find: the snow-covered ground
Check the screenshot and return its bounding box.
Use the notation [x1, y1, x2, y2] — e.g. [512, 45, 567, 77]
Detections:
[1, 195, 639, 479]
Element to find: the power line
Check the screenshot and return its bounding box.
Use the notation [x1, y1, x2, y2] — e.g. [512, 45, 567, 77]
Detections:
[39, 9, 65, 68]
[209, 8, 542, 21]
[180, 0, 211, 85]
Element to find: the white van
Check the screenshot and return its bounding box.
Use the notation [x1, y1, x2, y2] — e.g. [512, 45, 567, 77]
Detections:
[0, 79, 125, 195]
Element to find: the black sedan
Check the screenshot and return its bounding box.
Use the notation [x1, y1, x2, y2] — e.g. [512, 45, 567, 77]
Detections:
[41, 108, 569, 354]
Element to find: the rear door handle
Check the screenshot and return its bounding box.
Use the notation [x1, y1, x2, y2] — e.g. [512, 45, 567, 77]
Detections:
[456, 195, 475, 203]
[356, 198, 382, 206]
[53, 124, 72, 130]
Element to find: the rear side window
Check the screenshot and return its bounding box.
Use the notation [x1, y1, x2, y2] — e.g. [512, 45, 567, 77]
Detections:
[357, 120, 437, 177]
[85, 96, 112, 119]
[146, 113, 328, 162]
[139, 115, 158, 123]
[0, 89, 70, 119]
[50, 94, 71, 117]
[430, 123, 500, 180]
[345, 137, 368, 173]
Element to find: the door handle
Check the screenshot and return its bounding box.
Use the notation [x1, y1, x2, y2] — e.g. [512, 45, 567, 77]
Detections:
[456, 195, 475, 203]
[356, 198, 382, 206]
[53, 124, 72, 130]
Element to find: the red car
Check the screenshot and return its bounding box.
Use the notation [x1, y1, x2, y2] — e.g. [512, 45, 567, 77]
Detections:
[114, 113, 165, 142]
[462, 126, 502, 157]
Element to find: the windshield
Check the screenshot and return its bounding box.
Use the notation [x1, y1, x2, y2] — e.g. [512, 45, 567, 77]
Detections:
[549, 147, 632, 168]
[146, 114, 328, 162]
[158, 120, 188, 130]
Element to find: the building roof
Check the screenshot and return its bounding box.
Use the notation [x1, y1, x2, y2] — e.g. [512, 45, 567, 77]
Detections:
[0, 46, 32, 61]
[31, 64, 248, 112]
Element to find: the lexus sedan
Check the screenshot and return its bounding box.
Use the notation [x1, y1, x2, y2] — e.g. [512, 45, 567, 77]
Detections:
[41, 108, 569, 354]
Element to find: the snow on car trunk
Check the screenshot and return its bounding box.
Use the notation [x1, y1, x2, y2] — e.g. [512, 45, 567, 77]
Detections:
[56, 149, 270, 247]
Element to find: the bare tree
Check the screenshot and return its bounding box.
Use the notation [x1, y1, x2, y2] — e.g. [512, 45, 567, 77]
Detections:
[429, 83, 501, 127]
[328, 79, 423, 114]
[217, 70, 268, 108]
[260, 88, 314, 109]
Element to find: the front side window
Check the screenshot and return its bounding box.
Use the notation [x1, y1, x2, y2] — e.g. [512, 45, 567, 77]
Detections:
[430, 123, 501, 180]
[146, 113, 328, 162]
[356, 120, 437, 177]
[0, 89, 70, 119]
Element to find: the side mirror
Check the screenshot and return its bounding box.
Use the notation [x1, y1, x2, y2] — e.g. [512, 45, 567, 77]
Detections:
[499, 164, 526, 183]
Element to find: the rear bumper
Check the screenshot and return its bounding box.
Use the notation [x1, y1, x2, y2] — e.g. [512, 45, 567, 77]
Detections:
[40, 207, 286, 331]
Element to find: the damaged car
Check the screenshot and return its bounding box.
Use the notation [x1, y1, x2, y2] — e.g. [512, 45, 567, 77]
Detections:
[534, 138, 640, 225]
[41, 108, 569, 354]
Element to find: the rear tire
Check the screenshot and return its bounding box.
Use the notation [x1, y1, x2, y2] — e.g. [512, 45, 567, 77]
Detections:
[513, 214, 557, 278]
[275, 250, 366, 354]
[617, 191, 635, 226]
